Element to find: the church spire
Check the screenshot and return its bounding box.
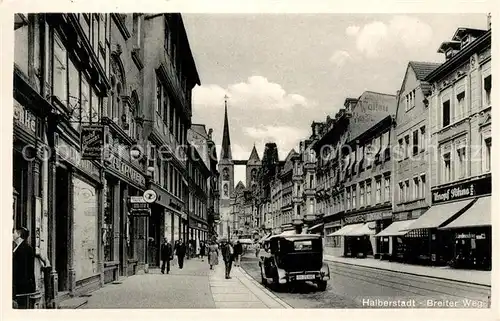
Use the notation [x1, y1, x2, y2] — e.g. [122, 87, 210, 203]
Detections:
[248, 143, 260, 162]
[220, 95, 232, 160]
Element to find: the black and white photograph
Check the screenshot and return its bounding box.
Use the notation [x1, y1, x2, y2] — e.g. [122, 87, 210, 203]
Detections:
[3, 3, 497, 317]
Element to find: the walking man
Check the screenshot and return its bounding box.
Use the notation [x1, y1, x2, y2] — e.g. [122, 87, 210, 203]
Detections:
[176, 241, 186, 269]
[221, 241, 234, 279]
[160, 239, 173, 274]
[234, 241, 243, 267]
[12, 227, 36, 309]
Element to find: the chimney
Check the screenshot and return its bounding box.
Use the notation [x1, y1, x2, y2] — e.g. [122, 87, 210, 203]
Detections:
[487, 13, 491, 30]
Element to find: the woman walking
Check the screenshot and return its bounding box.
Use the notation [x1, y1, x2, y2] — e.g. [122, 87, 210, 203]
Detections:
[207, 241, 219, 270]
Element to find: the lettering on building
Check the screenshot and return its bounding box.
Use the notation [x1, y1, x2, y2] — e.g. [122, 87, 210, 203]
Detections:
[13, 100, 37, 134]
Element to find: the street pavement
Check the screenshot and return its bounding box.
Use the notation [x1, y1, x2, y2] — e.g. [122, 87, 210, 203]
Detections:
[81, 256, 290, 309]
[240, 255, 491, 309]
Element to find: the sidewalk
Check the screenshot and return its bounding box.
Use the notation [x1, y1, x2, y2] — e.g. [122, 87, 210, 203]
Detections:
[324, 255, 491, 286]
[75, 256, 291, 309]
[209, 259, 292, 309]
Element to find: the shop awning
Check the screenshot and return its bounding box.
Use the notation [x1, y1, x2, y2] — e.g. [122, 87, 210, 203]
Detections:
[440, 197, 491, 229]
[328, 223, 364, 236]
[404, 199, 475, 231]
[347, 222, 377, 237]
[376, 220, 416, 237]
[308, 223, 324, 232]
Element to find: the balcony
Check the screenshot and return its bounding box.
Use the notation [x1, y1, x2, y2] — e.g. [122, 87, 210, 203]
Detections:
[159, 48, 190, 119]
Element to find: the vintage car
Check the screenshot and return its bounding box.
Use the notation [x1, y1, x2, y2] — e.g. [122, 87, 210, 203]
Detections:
[258, 234, 330, 291]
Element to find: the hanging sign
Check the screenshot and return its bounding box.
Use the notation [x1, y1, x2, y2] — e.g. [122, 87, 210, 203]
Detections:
[81, 124, 104, 160]
[143, 190, 158, 203]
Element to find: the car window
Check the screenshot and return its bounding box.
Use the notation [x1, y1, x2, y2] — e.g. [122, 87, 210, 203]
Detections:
[294, 240, 313, 251]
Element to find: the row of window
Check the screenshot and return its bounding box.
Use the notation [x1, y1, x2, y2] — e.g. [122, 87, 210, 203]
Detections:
[346, 176, 391, 210]
[398, 174, 426, 204]
[404, 89, 417, 112]
[152, 154, 185, 200]
[188, 163, 207, 193]
[440, 74, 491, 128]
[439, 136, 491, 184]
[397, 126, 426, 159]
[156, 78, 186, 146]
[189, 195, 207, 220]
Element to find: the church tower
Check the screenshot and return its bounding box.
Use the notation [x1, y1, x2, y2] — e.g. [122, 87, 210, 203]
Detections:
[218, 96, 234, 237]
[246, 144, 261, 193]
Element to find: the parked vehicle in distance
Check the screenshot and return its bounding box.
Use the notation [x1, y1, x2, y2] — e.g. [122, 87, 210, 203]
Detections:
[258, 234, 330, 291]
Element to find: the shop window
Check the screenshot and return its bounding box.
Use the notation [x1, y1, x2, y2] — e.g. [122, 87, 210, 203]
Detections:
[456, 147, 466, 179]
[442, 152, 451, 183]
[456, 91, 466, 121]
[53, 34, 67, 105]
[484, 75, 491, 107]
[442, 100, 451, 127]
[103, 178, 113, 262]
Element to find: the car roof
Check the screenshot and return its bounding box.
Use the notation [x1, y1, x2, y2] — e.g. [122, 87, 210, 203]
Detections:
[267, 234, 322, 241]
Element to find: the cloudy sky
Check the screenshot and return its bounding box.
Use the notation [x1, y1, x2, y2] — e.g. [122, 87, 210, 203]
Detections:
[183, 13, 488, 185]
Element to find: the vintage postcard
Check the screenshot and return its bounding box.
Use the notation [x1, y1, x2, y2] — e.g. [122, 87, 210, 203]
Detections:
[1, 1, 498, 321]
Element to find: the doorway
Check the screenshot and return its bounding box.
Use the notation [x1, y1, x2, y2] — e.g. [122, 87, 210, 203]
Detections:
[55, 166, 70, 292]
[148, 207, 162, 267]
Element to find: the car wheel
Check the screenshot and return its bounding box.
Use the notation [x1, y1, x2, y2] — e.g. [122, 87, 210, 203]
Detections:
[317, 281, 327, 291]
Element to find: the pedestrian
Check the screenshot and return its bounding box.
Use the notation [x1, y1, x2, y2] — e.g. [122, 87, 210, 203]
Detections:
[221, 240, 234, 279]
[207, 241, 219, 270]
[234, 240, 243, 267]
[200, 242, 206, 258]
[255, 243, 260, 258]
[176, 241, 186, 269]
[160, 238, 173, 274]
[12, 227, 36, 309]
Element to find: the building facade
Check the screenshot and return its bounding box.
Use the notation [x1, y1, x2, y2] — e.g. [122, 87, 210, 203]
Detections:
[389, 61, 439, 262]
[422, 27, 491, 269]
[12, 13, 204, 309]
[141, 13, 200, 266]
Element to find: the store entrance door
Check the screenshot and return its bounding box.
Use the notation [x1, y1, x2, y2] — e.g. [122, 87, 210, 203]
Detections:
[148, 208, 162, 267]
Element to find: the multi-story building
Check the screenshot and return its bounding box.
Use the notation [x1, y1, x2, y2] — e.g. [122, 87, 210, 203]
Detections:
[311, 100, 353, 255]
[206, 130, 220, 240]
[326, 91, 397, 258]
[279, 150, 297, 232]
[386, 61, 440, 261]
[13, 13, 151, 307]
[186, 124, 212, 251]
[142, 14, 200, 262]
[218, 98, 234, 239]
[410, 25, 491, 269]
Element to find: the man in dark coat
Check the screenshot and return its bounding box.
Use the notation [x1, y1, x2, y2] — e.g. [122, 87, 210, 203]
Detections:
[233, 241, 243, 267]
[12, 227, 36, 309]
[175, 241, 186, 269]
[160, 239, 173, 274]
[221, 241, 234, 279]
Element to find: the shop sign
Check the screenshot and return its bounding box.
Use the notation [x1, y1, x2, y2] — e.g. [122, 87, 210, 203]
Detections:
[456, 233, 486, 240]
[107, 154, 146, 187]
[56, 138, 100, 179]
[81, 124, 104, 161]
[432, 176, 491, 204]
[344, 214, 365, 224]
[13, 99, 37, 135]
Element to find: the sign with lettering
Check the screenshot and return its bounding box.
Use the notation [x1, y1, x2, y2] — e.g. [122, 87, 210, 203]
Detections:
[456, 233, 486, 240]
[81, 124, 104, 160]
[56, 138, 100, 179]
[13, 99, 37, 135]
[432, 176, 491, 204]
[107, 154, 146, 187]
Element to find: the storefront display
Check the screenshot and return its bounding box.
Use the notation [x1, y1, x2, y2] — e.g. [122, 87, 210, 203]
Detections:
[72, 176, 98, 281]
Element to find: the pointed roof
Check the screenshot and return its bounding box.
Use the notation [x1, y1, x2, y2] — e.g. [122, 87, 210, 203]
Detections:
[220, 96, 232, 160]
[235, 181, 246, 192]
[248, 144, 260, 162]
[408, 61, 441, 81]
